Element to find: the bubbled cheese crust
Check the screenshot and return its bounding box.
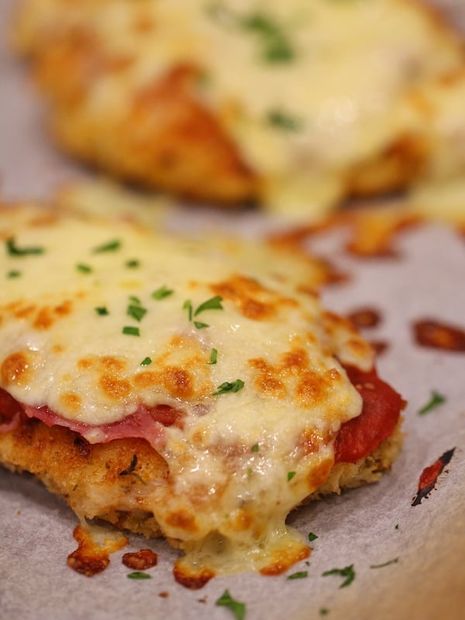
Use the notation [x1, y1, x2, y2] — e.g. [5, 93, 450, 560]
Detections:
[14, 0, 465, 217]
[0, 203, 375, 575]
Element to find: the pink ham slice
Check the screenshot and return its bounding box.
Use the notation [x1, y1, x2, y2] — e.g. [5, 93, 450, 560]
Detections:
[0, 388, 183, 450]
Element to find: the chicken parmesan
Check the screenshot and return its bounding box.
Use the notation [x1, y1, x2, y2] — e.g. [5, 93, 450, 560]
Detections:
[0, 202, 404, 581]
[13, 0, 465, 217]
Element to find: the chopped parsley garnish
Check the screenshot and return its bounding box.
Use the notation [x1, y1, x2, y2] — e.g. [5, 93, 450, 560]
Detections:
[152, 285, 174, 300]
[184, 296, 223, 329]
[418, 390, 446, 415]
[194, 321, 209, 329]
[76, 263, 93, 274]
[127, 304, 147, 322]
[209, 348, 218, 365]
[93, 239, 121, 253]
[125, 259, 140, 269]
[213, 379, 245, 395]
[122, 326, 140, 337]
[215, 590, 246, 620]
[251, 443, 260, 453]
[7, 270, 21, 278]
[322, 564, 356, 588]
[95, 306, 109, 316]
[370, 558, 399, 569]
[140, 357, 152, 366]
[319, 609, 329, 617]
[194, 295, 223, 316]
[6, 237, 44, 257]
[129, 295, 141, 305]
[183, 299, 193, 321]
[240, 12, 295, 63]
[287, 571, 308, 580]
[308, 532, 318, 542]
[267, 109, 302, 131]
[127, 571, 152, 580]
[287, 471, 296, 481]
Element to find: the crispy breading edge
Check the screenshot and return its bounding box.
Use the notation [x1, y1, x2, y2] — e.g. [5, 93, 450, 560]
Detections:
[0, 418, 402, 541]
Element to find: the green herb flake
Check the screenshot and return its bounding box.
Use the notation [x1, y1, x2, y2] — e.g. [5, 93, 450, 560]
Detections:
[308, 532, 318, 542]
[129, 295, 141, 305]
[152, 285, 174, 300]
[251, 443, 259, 453]
[140, 357, 152, 366]
[287, 571, 308, 580]
[7, 270, 21, 278]
[418, 390, 446, 415]
[215, 590, 246, 620]
[127, 571, 152, 580]
[287, 471, 296, 481]
[322, 564, 356, 588]
[6, 237, 44, 257]
[194, 295, 223, 316]
[240, 13, 295, 63]
[183, 299, 193, 321]
[267, 109, 302, 131]
[122, 326, 140, 337]
[127, 304, 147, 322]
[76, 263, 93, 274]
[213, 379, 245, 396]
[95, 306, 109, 316]
[370, 558, 399, 569]
[93, 239, 121, 253]
[125, 259, 140, 269]
[194, 321, 209, 330]
[209, 348, 218, 365]
[319, 609, 329, 617]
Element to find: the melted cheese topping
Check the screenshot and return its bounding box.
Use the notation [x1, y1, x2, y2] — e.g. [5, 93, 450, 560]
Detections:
[16, 0, 465, 217]
[0, 204, 373, 574]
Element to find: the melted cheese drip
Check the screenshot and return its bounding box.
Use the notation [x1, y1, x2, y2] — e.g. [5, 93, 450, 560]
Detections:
[0, 205, 373, 573]
[16, 0, 465, 217]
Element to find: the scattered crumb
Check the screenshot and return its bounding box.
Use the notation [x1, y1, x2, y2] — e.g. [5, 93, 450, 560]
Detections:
[158, 592, 169, 599]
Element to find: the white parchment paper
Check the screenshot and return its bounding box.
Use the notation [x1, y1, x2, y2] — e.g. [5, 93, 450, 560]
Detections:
[1, 2, 465, 619]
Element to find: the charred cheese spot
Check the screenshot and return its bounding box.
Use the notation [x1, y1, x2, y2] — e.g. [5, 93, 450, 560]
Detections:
[166, 510, 198, 533]
[1, 352, 30, 387]
[211, 275, 295, 321]
[307, 457, 334, 491]
[99, 375, 131, 401]
[67, 525, 128, 577]
[259, 546, 310, 577]
[59, 392, 82, 413]
[161, 367, 193, 399]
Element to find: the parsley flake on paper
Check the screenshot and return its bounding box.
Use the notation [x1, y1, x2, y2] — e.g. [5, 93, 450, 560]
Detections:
[215, 590, 246, 620]
[322, 564, 356, 588]
[287, 571, 308, 580]
[418, 390, 446, 415]
[127, 571, 152, 580]
[308, 532, 318, 542]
